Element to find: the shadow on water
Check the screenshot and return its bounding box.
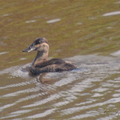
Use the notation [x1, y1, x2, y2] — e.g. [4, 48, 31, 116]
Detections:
[0, 0, 120, 119]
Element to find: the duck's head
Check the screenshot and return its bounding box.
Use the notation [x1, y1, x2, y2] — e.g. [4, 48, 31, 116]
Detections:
[22, 37, 49, 53]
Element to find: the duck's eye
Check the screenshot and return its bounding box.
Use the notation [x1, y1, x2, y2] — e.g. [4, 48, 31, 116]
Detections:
[35, 40, 40, 45]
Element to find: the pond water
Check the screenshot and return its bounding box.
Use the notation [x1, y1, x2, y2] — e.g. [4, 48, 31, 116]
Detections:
[0, 0, 120, 119]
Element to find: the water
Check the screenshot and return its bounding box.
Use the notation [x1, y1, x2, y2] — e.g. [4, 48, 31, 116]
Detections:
[0, 0, 120, 119]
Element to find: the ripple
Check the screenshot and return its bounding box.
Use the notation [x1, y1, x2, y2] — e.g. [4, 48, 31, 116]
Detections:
[0, 51, 9, 55]
[20, 57, 27, 60]
[11, 109, 31, 115]
[92, 87, 108, 92]
[27, 108, 56, 118]
[0, 63, 31, 78]
[61, 97, 120, 116]
[0, 80, 33, 90]
[54, 75, 76, 87]
[97, 115, 118, 120]
[46, 18, 61, 23]
[103, 11, 120, 16]
[1, 110, 31, 119]
[0, 92, 48, 112]
[111, 50, 120, 56]
[25, 20, 36, 23]
[0, 87, 41, 98]
[54, 101, 69, 107]
[1, 55, 120, 119]
[22, 93, 60, 108]
[3, 14, 10, 17]
[92, 93, 103, 97]
[71, 111, 99, 119]
[0, 103, 15, 112]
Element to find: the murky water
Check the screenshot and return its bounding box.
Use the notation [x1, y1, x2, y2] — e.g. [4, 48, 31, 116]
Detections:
[0, 0, 120, 119]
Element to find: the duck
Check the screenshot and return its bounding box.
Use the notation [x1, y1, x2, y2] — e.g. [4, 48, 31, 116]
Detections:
[22, 37, 76, 75]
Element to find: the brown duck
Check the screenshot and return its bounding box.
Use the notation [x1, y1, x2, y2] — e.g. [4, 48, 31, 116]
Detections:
[22, 37, 76, 75]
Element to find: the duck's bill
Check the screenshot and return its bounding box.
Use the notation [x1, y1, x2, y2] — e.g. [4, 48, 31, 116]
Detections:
[22, 44, 36, 52]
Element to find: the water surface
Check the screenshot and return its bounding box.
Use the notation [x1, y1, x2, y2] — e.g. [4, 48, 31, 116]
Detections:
[0, 0, 120, 119]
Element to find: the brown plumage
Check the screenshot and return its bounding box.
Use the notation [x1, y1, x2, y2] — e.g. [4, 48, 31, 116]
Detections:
[22, 37, 76, 75]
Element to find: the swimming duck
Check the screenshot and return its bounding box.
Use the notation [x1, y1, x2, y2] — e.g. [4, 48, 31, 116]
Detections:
[22, 37, 76, 75]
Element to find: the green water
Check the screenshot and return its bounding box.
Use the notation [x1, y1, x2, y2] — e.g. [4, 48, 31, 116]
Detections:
[0, 0, 120, 69]
[0, 0, 120, 119]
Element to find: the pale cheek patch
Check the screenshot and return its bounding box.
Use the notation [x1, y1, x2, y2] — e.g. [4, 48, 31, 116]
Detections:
[35, 43, 49, 52]
[35, 44, 40, 48]
[41, 43, 49, 51]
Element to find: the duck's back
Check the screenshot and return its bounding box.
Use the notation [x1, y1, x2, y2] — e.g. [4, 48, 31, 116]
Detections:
[30, 58, 76, 75]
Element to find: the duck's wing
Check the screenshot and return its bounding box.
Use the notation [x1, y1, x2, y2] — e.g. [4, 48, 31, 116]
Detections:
[35, 59, 65, 68]
[30, 64, 56, 75]
[30, 59, 76, 75]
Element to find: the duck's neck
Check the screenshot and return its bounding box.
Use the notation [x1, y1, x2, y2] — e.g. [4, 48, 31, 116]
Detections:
[32, 51, 48, 67]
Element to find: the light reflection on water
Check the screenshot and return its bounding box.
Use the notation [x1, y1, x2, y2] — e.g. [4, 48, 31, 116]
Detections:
[103, 11, 120, 17]
[0, 52, 9, 55]
[0, 55, 120, 119]
[46, 18, 61, 24]
[0, 0, 120, 119]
